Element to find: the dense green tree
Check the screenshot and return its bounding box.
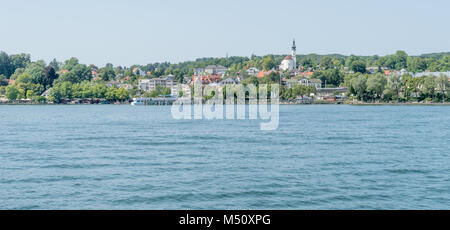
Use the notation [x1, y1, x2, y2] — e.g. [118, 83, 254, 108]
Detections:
[384, 75, 402, 102]
[62, 57, 80, 71]
[350, 60, 366, 73]
[407, 57, 427, 73]
[9, 53, 31, 71]
[366, 74, 387, 101]
[5, 85, 19, 100]
[313, 69, 343, 87]
[319, 56, 334, 70]
[435, 75, 448, 102]
[421, 76, 436, 101]
[25, 61, 46, 86]
[351, 74, 367, 101]
[299, 57, 315, 68]
[0, 74, 7, 86]
[99, 67, 116, 81]
[49, 58, 60, 71]
[262, 55, 276, 71]
[0, 51, 12, 77]
[345, 55, 360, 68]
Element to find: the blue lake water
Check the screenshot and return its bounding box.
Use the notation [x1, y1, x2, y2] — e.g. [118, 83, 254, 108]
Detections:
[0, 105, 449, 209]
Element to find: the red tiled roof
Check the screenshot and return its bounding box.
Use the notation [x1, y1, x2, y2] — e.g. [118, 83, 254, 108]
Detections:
[192, 74, 221, 84]
[300, 72, 314, 76]
[284, 55, 293, 60]
[257, 70, 274, 78]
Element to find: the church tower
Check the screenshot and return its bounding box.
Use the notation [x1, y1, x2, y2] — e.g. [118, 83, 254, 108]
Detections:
[292, 39, 297, 69]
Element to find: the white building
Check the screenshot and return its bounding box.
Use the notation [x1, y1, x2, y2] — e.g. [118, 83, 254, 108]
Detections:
[280, 39, 297, 72]
[413, 71, 450, 78]
[193, 65, 228, 76]
[300, 78, 322, 89]
[205, 65, 228, 75]
[284, 78, 322, 89]
[246, 67, 260, 76]
[139, 74, 177, 92]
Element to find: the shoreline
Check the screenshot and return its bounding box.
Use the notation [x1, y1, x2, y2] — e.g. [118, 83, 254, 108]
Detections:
[1, 102, 450, 106]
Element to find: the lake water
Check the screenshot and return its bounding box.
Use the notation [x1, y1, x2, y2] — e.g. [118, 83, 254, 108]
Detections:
[0, 105, 449, 209]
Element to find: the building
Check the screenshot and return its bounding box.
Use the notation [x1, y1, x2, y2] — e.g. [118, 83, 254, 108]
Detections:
[300, 78, 322, 89]
[171, 84, 191, 97]
[205, 65, 228, 75]
[192, 74, 222, 85]
[257, 70, 275, 78]
[219, 78, 239, 85]
[193, 68, 204, 76]
[41, 88, 51, 98]
[413, 71, 450, 78]
[132, 67, 146, 76]
[316, 87, 348, 98]
[246, 67, 260, 76]
[139, 75, 177, 92]
[299, 72, 314, 77]
[193, 65, 228, 76]
[280, 39, 297, 72]
[283, 78, 322, 89]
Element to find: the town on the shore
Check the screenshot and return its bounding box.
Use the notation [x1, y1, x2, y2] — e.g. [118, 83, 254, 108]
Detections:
[1, 40, 449, 105]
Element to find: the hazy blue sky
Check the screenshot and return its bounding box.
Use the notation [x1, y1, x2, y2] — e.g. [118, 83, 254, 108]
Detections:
[1, 0, 449, 66]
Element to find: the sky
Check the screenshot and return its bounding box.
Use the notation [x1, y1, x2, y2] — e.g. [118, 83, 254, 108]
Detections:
[1, 0, 450, 66]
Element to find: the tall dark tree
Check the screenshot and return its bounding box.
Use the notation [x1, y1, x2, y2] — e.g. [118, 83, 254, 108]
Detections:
[44, 66, 59, 87]
[0, 51, 12, 77]
[49, 58, 60, 71]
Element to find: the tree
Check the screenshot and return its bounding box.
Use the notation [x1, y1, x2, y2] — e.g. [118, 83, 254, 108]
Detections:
[435, 75, 448, 102]
[55, 72, 80, 84]
[0, 74, 7, 86]
[262, 55, 276, 71]
[9, 53, 31, 71]
[26, 90, 35, 99]
[71, 64, 92, 81]
[49, 58, 60, 71]
[385, 75, 402, 103]
[116, 88, 129, 101]
[25, 62, 46, 87]
[0, 51, 12, 77]
[401, 74, 420, 101]
[345, 55, 360, 68]
[351, 74, 367, 101]
[421, 76, 436, 101]
[105, 87, 118, 100]
[313, 69, 343, 87]
[99, 67, 116, 81]
[350, 60, 366, 73]
[44, 66, 59, 87]
[62, 57, 80, 71]
[319, 56, 334, 70]
[366, 74, 387, 101]
[5, 85, 19, 100]
[394, 50, 408, 70]
[407, 57, 427, 73]
[92, 83, 107, 98]
[299, 57, 315, 68]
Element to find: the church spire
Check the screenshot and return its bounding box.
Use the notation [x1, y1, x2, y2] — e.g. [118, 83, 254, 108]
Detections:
[292, 39, 297, 70]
